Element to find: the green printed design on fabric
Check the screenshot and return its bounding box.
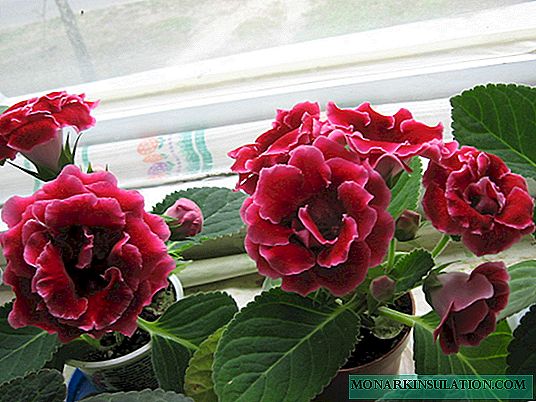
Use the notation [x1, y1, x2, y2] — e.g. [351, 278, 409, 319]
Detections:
[177, 130, 213, 173]
[194, 130, 213, 172]
[178, 131, 200, 173]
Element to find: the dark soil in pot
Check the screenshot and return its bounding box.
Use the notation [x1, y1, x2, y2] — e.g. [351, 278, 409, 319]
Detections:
[314, 293, 414, 402]
[342, 293, 412, 368]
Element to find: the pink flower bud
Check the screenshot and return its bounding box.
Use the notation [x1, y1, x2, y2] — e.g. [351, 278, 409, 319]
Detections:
[395, 210, 421, 241]
[165, 198, 203, 239]
[370, 275, 396, 302]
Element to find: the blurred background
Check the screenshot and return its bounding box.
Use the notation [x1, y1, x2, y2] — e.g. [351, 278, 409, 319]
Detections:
[0, 0, 527, 97]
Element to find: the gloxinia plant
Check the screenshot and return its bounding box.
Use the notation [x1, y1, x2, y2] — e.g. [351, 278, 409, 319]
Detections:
[0, 84, 535, 402]
[0, 92, 246, 401]
[210, 84, 536, 402]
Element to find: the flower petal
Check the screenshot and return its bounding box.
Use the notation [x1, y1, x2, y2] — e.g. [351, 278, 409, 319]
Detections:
[44, 193, 125, 229]
[337, 181, 377, 240]
[495, 187, 535, 230]
[32, 244, 88, 320]
[288, 145, 331, 194]
[317, 215, 358, 267]
[259, 243, 316, 275]
[246, 202, 292, 246]
[77, 267, 134, 331]
[314, 241, 372, 296]
[255, 165, 305, 224]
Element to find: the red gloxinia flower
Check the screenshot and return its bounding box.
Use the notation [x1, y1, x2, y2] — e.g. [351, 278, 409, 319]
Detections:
[228, 102, 322, 194]
[0, 165, 175, 342]
[326, 101, 443, 178]
[0, 91, 98, 169]
[426, 262, 509, 354]
[242, 137, 394, 296]
[165, 198, 204, 239]
[422, 145, 535, 256]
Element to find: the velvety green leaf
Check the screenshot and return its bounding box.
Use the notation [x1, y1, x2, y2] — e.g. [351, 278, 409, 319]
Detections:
[184, 327, 225, 402]
[0, 303, 60, 383]
[142, 292, 238, 392]
[497, 260, 536, 320]
[0, 106, 9, 115]
[372, 315, 405, 340]
[507, 304, 536, 376]
[414, 312, 511, 376]
[152, 187, 247, 243]
[0, 369, 65, 402]
[388, 157, 422, 219]
[80, 389, 194, 401]
[152, 336, 191, 393]
[213, 288, 361, 402]
[181, 230, 245, 260]
[451, 83, 536, 179]
[391, 249, 434, 295]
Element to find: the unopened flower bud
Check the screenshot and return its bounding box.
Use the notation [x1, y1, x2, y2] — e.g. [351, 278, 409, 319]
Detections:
[395, 210, 420, 242]
[165, 198, 203, 239]
[370, 275, 396, 302]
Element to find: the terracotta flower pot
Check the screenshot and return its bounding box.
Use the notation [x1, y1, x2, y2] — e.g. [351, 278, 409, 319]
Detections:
[314, 292, 415, 402]
[66, 275, 184, 392]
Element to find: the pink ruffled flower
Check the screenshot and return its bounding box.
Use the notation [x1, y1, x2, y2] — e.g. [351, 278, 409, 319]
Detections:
[228, 102, 323, 194]
[426, 262, 509, 354]
[242, 137, 394, 296]
[422, 145, 534, 256]
[1, 165, 175, 342]
[0, 91, 98, 169]
[326, 102, 444, 178]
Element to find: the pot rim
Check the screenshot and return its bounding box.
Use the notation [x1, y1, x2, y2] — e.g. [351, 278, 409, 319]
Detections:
[67, 274, 183, 369]
[337, 291, 415, 373]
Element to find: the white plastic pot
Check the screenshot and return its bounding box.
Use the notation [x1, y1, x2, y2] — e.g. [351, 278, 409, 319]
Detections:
[67, 274, 184, 392]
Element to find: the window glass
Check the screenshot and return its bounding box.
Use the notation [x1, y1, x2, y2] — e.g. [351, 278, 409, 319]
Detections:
[0, 0, 527, 97]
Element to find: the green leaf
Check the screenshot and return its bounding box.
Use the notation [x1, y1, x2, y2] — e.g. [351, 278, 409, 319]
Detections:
[181, 230, 246, 260]
[0, 369, 65, 402]
[497, 260, 536, 320]
[184, 327, 225, 402]
[372, 315, 405, 340]
[0, 106, 9, 115]
[414, 312, 512, 376]
[451, 83, 536, 179]
[507, 304, 536, 376]
[80, 389, 194, 401]
[213, 288, 361, 402]
[140, 292, 238, 392]
[151, 336, 191, 393]
[391, 249, 434, 295]
[152, 187, 247, 243]
[0, 303, 60, 384]
[388, 157, 423, 219]
[261, 277, 282, 291]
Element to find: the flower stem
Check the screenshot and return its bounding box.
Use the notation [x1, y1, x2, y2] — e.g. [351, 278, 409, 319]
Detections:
[377, 306, 434, 332]
[386, 238, 397, 271]
[80, 334, 102, 349]
[431, 234, 450, 258]
[137, 317, 199, 351]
